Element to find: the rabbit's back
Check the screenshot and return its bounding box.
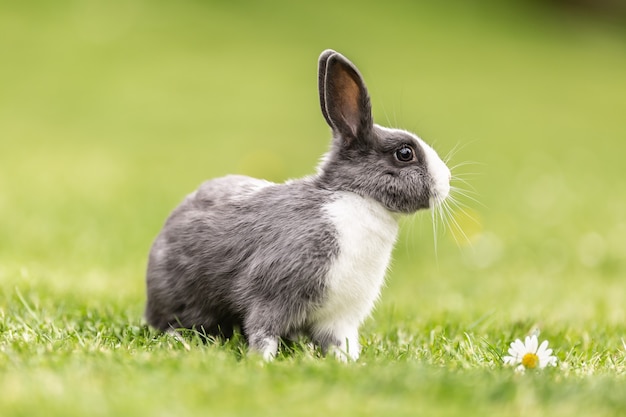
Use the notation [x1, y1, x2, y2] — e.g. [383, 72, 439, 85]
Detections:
[193, 175, 274, 209]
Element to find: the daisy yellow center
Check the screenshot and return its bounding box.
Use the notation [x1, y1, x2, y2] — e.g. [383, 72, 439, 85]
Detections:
[521, 352, 539, 369]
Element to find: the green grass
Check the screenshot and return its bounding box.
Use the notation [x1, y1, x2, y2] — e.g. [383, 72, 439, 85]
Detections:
[2, 1, 626, 416]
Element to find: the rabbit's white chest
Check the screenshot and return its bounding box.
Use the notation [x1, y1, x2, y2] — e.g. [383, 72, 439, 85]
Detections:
[313, 192, 399, 328]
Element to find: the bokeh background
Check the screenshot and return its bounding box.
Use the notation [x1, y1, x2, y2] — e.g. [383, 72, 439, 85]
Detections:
[2, 0, 626, 347]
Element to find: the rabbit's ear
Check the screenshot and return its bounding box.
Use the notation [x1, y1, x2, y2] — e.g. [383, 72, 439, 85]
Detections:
[317, 49, 336, 128]
[321, 52, 373, 143]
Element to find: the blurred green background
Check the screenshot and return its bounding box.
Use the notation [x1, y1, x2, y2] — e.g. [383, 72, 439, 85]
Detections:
[2, 0, 626, 368]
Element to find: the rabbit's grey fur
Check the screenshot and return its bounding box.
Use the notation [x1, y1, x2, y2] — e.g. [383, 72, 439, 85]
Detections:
[145, 50, 450, 360]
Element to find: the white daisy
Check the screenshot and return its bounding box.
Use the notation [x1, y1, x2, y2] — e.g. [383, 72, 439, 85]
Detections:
[503, 335, 557, 371]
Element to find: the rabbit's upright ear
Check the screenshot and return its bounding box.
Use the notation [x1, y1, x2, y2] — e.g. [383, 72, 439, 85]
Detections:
[319, 50, 373, 143]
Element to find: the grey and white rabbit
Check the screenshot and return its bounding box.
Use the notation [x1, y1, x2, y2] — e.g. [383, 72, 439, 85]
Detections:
[145, 50, 451, 361]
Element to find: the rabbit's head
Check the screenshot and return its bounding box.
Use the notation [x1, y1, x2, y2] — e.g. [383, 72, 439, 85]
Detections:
[316, 50, 450, 214]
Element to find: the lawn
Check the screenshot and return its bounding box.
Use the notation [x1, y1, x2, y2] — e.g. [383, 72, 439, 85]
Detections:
[1, 1, 626, 416]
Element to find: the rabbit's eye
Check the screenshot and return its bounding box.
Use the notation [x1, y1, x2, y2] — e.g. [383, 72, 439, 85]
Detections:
[395, 146, 415, 163]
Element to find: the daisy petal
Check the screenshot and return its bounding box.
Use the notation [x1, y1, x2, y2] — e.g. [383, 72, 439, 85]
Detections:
[527, 335, 538, 353]
[508, 347, 521, 358]
[503, 355, 516, 365]
[513, 339, 525, 354]
[523, 336, 533, 353]
[539, 355, 556, 368]
[536, 340, 549, 356]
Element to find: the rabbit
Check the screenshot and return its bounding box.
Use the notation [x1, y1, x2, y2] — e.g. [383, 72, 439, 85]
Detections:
[145, 49, 451, 361]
